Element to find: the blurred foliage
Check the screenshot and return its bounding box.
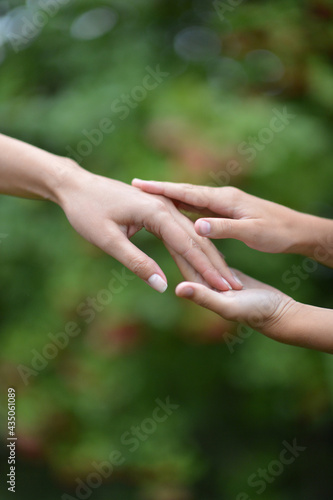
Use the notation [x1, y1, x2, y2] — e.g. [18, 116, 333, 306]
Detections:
[1, 0, 333, 499]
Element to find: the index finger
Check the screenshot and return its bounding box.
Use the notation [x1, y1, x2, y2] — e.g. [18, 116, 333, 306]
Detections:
[132, 179, 212, 210]
[153, 210, 234, 291]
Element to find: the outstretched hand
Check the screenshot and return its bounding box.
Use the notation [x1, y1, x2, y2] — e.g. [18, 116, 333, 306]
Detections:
[175, 270, 299, 345]
[132, 181, 303, 254]
[57, 166, 242, 293]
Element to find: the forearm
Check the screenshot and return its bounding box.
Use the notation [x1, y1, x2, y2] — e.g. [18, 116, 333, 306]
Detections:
[0, 133, 80, 204]
[288, 211, 333, 267]
[267, 301, 333, 354]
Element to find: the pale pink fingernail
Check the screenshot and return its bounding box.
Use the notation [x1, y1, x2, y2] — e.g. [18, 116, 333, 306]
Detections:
[198, 221, 211, 236]
[134, 179, 156, 185]
[233, 274, 244, 288]
[148, 274, 168, 293]
[222, 278, 232, 290]
[180, 286, 194, 297]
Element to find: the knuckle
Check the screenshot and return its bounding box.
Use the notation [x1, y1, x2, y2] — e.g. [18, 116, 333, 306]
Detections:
[183, 184, 208, 208]
[222, 186, 241, 201]
[202, 267, 217, 284]
[201, 185, 212, 201]
[217, 218, 233, 234]
[129, 257, 150, 276]
[59, 156, 78, 170]
[198, 234, 216, 253]
[194, 289, 210, 308]
[144, 198, 169, 228]
[183, 185, 195, 204]
[100, 228, 117, 249]
[196, 233, 210, 247]
[181, 237, 200, 258]
[153, 197, 170, 214]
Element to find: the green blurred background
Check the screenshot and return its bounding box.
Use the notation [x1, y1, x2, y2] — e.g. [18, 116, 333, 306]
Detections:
[1, 0, 333, 498]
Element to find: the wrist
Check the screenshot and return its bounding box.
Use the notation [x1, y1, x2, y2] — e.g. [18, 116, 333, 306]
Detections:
[287, 212, 333, 262]
[268, 301, 333, 353]
[49, 157, 91, 207]
[281, 210, 310, 255]
[0, 134, 87, 203]
[260, 298, 333, 353]
[260, 296, 302, 338]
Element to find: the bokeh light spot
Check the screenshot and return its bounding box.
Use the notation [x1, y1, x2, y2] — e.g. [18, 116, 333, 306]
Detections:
[70, 8, 118, 41]
[174, 26, 221, 62]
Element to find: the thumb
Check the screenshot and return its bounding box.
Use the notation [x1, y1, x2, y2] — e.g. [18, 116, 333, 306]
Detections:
[195, 218, 252, 242]
[175, 281, 237, 318]
[103, 229, 168, 293]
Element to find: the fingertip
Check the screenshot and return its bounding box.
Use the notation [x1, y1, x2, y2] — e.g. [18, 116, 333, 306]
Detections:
[221, 278, 233, 291]
[132, 178, 143, 187]
[195, 219, 211, 236]
[175, 282, 195, 298]
[151, 265, 168, 287]
[220, 272, 243, 291]
[132, 179, 162, 194]
[148, 274, 168, 293]
[231, 274, 244, 290]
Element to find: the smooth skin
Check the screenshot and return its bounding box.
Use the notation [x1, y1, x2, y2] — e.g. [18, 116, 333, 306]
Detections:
[0, 134, 243, 293]
[132, 180, 333, 353]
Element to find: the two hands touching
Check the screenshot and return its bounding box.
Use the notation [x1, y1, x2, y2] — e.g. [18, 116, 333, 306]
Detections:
[0, 134, 241, 294]
[132, 180, 333, 354]
[1, 134, 333, 353]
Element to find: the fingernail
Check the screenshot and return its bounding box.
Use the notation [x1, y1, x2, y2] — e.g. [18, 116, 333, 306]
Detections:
[133, 178, 155, 185]
[180, 286, 194, 297]
[148, 274, 168, 293]
[222, 278, 232, 290]
[198, 221, 211, 236]
[233, 273, 244, 288]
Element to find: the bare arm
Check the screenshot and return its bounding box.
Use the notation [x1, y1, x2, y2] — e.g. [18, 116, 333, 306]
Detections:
[0, 133, 68, 202]
[175, 270, 333, 354]
[0, 134, 242, 292]
[291, 212, 333, 268]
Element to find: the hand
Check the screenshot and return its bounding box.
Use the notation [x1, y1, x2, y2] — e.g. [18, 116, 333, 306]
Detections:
[55, 163, 243, 292]
[175, 270, 299, 345]
[131, 181, 304, 254]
